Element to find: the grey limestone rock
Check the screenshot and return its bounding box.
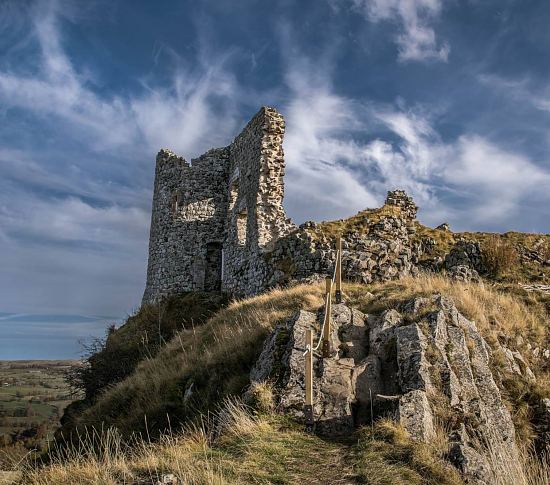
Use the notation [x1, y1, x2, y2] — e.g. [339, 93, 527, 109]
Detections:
[251, 293, 524, 478]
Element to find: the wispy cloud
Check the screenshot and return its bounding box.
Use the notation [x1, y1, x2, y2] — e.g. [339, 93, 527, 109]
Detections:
[0, 0, 245, 316]
[0, 1, 242, 157]
[335, 0, 449, 62]
[365, 110, 550, 228]
[282, 56, 380, 221]
[479, 73, 550, 115]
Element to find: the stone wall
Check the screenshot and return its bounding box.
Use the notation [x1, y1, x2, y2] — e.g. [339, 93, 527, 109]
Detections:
[142, 147, 230, 302]
[263, 190, 420, 289]
[221, 107, 295, 296]
[142, 107, 420, 304]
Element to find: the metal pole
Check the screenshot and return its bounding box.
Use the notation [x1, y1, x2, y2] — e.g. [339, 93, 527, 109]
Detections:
[322, 277, 332, 358]
[335, 235, 342, 304]
[304, 329, 314, 432]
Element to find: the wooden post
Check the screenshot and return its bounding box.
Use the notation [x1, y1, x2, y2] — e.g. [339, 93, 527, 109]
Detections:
[335, 235, 342, 304]
[304, 329, 314, 432]
[322, 277, 332, 358]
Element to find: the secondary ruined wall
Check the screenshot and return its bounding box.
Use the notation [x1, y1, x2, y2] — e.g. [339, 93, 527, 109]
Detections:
[222, 107, 295, 296]
[263, 190, 420, 289]
[142, 106, 420, 305]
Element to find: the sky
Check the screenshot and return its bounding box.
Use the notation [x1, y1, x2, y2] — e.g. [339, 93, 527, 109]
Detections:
[1, 0, 549, 359]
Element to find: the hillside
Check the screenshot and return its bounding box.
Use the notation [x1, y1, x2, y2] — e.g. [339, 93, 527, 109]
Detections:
[3, 203, 550, 484]
[6, 270, 546, 484]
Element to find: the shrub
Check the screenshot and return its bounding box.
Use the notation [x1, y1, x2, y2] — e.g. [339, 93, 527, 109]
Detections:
[481, 236, 518, 277]
[66, 292, 229, 402]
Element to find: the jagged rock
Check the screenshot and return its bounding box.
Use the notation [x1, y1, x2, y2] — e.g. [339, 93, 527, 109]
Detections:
[397, 390, 435, 442]
[401, 296, 431, 315]
[449, 442, 491, 484]
[251, 293, 521, 470]
[396, 323, 431, 392]
[533, 398, 550, 451]
[497, 344, 536, 382]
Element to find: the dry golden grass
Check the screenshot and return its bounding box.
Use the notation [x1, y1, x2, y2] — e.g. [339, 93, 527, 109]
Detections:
[245, 381, 275, 413]
[481, 235, 519, 278]
[474, 424, 550, 485]
[355, 418, 464, 485]
[346, 273, 547, 346]
[68, 284, 325, 437]
[22, 400, 355, 485]
[313, 203, 404, 240]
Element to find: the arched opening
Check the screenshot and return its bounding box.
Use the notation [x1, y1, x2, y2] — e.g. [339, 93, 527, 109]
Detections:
[204, 242, 223, 291]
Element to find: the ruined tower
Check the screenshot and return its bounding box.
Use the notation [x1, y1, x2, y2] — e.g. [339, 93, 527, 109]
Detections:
[142, 107, 295, 304]
[143, 106, 421, 304]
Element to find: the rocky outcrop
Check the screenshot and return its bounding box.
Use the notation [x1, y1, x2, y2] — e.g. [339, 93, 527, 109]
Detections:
[445, 240, 483, 282]
[251, 294, 522, 482]
[266, 191, 421, 289]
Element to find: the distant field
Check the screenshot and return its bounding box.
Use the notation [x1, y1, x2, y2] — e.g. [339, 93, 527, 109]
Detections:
[0, 360, 81, 442]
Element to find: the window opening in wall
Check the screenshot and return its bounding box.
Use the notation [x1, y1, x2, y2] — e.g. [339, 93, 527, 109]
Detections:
[236, 208, 247, 246]
[204, 242, 223, 291]
[229, 179, 239, 211]
[171, 193, 181, 214]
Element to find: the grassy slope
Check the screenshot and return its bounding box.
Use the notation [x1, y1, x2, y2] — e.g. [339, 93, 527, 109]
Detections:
[22, 401, 463, 485]
[73, 292, 229, 403]
[3, 274, 548, 483]
[65, 285, 325, 438]
[70, 277, 550, 439]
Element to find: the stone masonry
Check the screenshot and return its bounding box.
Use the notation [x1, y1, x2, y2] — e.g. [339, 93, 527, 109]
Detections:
[143, 106, 419, 304]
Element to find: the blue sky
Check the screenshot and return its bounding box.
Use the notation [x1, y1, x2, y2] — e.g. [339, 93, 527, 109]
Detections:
[1, 0, 549, 358]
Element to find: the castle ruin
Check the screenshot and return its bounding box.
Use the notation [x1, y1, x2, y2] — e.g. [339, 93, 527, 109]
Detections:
[143, 107, 420, 304]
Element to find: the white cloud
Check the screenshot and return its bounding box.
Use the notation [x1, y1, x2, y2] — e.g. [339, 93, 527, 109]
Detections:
[0, 195, 149, 246]
[442, 135, 550, 224]
[282, 59, 380, 221]
[362, 110, 550, 227]
[0, 0, 241, 158]
[345, 0, 449, 62]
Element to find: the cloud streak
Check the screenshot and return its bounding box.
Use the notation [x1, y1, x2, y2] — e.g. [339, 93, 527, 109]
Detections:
[335, 0, 449, 62]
